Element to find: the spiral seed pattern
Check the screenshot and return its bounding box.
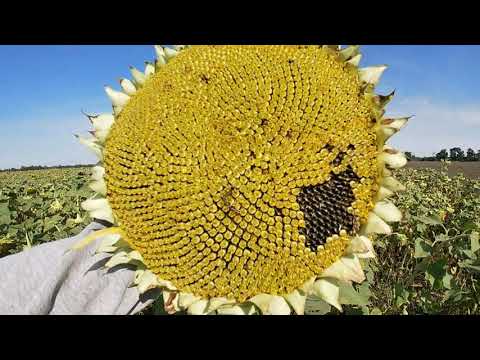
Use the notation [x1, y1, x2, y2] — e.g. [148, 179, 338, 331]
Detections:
[103, 45, 380, 301]
[297, 167, 360, 251]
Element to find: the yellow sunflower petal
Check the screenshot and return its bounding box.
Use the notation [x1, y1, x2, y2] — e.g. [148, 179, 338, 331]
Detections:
[346, 235, 376, 259]
[359, 65, 387, 86]
[120, 78, 137, 96]
[129, 66, 147, 86]
[373, 200, 402, 222]
[104, 86, 130, 108]
[284, 289, 307, 315]
[312, 279, 342, 311]
[320, 254, 365, 283]
[216, 304, 256, 315]
[178, 293, 201, 309]
[81, 198, 114, 223]
[363, 212, 392, 235]
[188, 299, 210, 315]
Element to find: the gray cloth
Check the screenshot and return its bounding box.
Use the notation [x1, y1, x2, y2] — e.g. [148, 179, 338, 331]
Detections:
[0, 223, 158, 315]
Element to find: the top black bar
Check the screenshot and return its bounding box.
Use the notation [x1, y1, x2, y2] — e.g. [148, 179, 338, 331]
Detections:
[2, 4, 480, 44]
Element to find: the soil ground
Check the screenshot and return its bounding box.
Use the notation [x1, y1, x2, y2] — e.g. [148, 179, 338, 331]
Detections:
[406, 161, 480, 179]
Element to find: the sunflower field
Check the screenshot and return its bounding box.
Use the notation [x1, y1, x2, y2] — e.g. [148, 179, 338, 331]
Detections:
[0, 168, 92, 255]
[1, 162, 478, 315]
[368, 163, 480, 315]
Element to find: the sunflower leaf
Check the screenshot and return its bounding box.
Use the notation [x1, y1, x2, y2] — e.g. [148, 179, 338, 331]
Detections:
[415, 215, 443, 225]
[304, 296, 331, 315]
[338, 281, 370, 306]
[0, 203, 11, 225]
[470, 231, 480, 253]
[414, 238, 432, 258]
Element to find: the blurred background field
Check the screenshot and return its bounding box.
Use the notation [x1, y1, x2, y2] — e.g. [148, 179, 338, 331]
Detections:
[0, 162, 479, 315]
[408, 161, 480, 179]
[0, 168, 92, 255]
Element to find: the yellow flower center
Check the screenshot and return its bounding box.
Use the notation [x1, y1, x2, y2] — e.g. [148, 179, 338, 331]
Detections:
[103, 45, 380, 302]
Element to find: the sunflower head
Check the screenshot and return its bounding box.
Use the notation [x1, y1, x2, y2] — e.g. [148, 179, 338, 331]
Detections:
[77, 45, 409, 315]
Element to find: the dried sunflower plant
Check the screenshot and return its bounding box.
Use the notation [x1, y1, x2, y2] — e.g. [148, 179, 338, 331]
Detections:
[75, 45, 410, 315]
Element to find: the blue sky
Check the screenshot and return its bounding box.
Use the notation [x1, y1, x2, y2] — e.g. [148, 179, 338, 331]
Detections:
[0, 45, 479, 169]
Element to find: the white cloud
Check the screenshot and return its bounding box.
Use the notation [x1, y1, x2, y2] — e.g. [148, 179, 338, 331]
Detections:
[385, 96, 480, 156]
